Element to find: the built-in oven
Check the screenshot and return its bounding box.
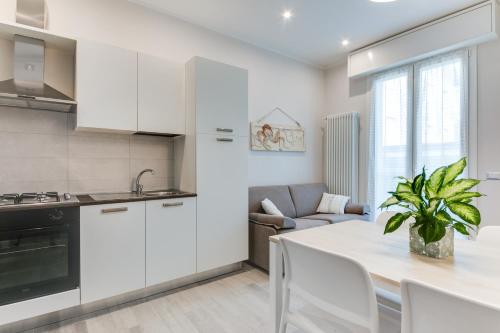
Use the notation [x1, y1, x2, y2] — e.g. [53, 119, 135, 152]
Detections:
[0, 207, 79, 306]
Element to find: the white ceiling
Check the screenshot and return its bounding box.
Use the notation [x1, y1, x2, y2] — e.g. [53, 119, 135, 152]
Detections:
[130, 0, 483, 68]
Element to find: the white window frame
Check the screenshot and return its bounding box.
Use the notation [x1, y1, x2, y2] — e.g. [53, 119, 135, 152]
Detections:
[367, 47, 478, 212]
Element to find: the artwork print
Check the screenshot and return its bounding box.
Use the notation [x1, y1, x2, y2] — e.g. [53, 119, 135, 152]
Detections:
[250, 123, 305, 152]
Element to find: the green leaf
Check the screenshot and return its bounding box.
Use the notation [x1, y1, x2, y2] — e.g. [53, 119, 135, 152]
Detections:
[453, 222, 470, 236]
[426, 198, 441, 216]
[412, 170, 426, 195]
[432, 222, 447, 243]
[379, 196, 399, 209]
[396, 176, 412, 183]
[418, 221, 446, 244]
[434, 210, 452, 226]
[412, 216, 425, 229]
[443, 157, 467, 185]
[446, 192, 482, 203]
[448, 202, 481, 226]
[394, 192, 424, 208]
[425, 166, 446, 199]
[396, 182, 413, 193]
[384, 212, 412, 234]
[438, 179, 480, 199]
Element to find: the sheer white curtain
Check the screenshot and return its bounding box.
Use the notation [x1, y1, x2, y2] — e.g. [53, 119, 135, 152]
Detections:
[369, 49, 469, 214]
[368, 66, 412, 214]
[414, 50, 469, 175]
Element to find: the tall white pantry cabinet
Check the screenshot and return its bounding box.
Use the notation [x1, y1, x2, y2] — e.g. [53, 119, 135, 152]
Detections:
[178, 57, 249, 273]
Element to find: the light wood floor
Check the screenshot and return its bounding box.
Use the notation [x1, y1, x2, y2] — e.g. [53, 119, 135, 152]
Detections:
[26, 268, 400, 333]
[30, 268, 276, 333]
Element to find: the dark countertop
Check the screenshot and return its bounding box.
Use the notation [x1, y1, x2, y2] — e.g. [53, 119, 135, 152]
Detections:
[77, 190, 197, 206]
[0, 190, 197, 213]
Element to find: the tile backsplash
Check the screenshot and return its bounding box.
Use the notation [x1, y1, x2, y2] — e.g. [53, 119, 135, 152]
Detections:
[0, 107, 175, 194]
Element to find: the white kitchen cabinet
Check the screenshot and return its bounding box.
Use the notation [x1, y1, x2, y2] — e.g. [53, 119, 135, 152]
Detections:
[193, 57, 248, 136]
[181, 57, 249, 272]
[80, 202, 145, 304]
[182, 57, 249, 273]
[138, 53, 185, 135]
[75, 40, 138, 133]
[196, 134, 248, 272]
[146, 197, 196, 287]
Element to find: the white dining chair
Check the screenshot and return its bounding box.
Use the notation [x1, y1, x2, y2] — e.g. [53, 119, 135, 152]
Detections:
[375, 211, 397, 228]
[401, 279, 500, 333]
[476, 226, 500, 246]
[278, 238, 380, 333]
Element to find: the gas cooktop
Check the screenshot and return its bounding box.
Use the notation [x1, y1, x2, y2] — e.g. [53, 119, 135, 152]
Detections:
[0, 192, 79, 210]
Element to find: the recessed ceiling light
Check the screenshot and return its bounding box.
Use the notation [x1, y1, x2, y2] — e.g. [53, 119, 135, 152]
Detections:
[370, 0, 397, 2]
[342, 39, 350, 47]
[282, 10, 293, 20]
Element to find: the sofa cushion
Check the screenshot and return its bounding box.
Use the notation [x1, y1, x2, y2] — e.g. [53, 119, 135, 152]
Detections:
[301, 213, 370, 224]
[249, 185, 297, 217]
[288, 183, 328, 217]
[277, 218, 330, 234]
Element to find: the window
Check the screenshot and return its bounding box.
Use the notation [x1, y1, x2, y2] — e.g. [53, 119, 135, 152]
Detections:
[369, 49, 469, 212]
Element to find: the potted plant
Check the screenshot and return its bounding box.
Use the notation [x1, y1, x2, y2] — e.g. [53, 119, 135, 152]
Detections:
[380, 157, 483, 258]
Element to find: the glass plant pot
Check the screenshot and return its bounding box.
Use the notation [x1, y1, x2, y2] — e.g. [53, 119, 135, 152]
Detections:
[409, 223, 454, 259]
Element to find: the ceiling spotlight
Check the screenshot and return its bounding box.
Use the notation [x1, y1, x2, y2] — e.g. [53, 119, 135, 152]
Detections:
[370, 0, 397, 2]
[341, 39, 350, 47]
[282, 10, 293, 20]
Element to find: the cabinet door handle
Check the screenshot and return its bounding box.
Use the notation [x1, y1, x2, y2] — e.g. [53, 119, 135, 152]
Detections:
[101, 207, 128, 214]
[216, 128, 234, 133]
[162, 202, 184, 208]
[216, 138, 234, 142]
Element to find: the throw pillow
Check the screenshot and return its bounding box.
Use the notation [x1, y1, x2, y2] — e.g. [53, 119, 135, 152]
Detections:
[261, 198, 284, 216]
[317, 193, 350, 214]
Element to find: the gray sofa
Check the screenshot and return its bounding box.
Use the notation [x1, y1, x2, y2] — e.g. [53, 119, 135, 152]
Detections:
[248, 183, 369, 271]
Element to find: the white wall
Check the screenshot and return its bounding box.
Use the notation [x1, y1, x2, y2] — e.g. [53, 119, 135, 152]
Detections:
[0, 0, 325, 188]
[325, 39, 500, 226]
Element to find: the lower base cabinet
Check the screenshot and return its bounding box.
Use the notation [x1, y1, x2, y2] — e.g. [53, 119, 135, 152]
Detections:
[146, 197, 196, 287]
[80, 202, 146, 304]
[80, 198, 198, 303]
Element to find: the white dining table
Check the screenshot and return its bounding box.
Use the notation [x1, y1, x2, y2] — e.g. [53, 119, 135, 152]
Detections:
[269, 220, 500, 333]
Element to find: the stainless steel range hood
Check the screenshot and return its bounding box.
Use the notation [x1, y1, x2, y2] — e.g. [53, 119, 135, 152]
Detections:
[0, 0, 76, 112]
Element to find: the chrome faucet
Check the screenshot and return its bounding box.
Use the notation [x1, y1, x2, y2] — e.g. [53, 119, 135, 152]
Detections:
[135, 169, 154, 195]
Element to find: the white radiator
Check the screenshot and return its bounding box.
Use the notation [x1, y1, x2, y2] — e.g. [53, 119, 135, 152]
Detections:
[325, 112, 360, 202]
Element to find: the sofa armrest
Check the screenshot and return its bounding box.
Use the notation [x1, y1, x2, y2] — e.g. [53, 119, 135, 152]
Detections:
[345, 203, 370, 215]
[249, 212, 296, 229]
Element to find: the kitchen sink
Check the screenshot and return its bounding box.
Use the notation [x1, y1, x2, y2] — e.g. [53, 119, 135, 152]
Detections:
[142, 191, 181, 197]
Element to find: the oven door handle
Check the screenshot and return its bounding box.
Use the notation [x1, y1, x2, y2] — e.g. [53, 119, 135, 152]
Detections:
[0, 244, 68, 256]
[0, 224, 70, 240]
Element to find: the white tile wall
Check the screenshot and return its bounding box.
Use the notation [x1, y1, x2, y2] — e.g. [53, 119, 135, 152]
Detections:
[0, 107, 175, 194]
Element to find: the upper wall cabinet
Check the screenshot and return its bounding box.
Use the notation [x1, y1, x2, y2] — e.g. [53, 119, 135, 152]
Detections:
[75, 40, 138, 133]
[193, 57, 248, 136]
[138, 53, 185, 135]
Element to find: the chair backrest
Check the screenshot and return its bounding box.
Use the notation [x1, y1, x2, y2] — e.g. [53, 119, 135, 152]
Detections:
[280, 238, 379, 332]
[375, 211, 397, 227]
[401, 279, 500, 333]
[476, 226, 500, 246]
